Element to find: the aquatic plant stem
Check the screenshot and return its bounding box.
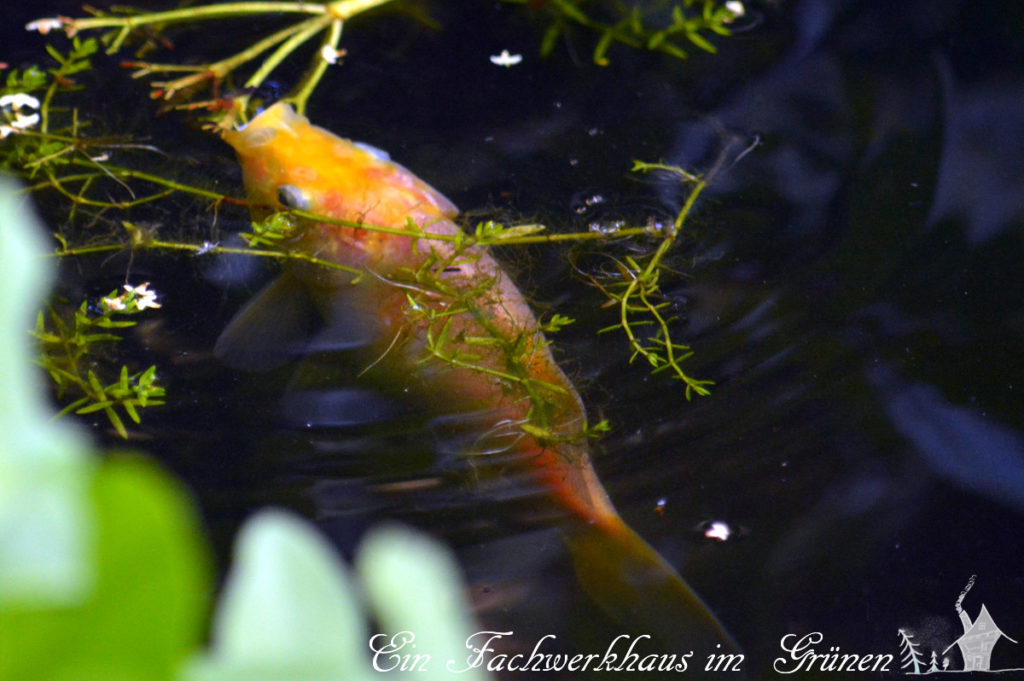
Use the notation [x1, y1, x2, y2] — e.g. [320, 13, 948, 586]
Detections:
[62, 1, 376, 43]
[28, 160, 659, 248]
[288, 18, 343, 114]
[48, 222, 364, 278]
[44, 0, 396, 123]
[611, 163, 712, 398]
[150, 17, 320, 99]
[238, 16, 333, 112]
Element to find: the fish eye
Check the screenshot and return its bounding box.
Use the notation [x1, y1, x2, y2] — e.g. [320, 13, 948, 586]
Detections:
[277, 184, 309, 210]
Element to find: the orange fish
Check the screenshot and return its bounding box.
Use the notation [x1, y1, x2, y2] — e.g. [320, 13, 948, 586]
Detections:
[217, 102, 739, 655]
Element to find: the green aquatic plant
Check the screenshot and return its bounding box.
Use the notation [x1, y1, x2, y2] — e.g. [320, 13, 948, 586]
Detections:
[26, 0, 746, 122]
[225, 180, 708, 443]
[28, 0, 397, 125]
[393, 230, 601, 444]
[1, 35, 99, 173]
[240, 196, 710, 433]
[39, 178, 714, 434]
[5, 0, 732, 437]
[32, 283, 166, 439]
[590, 160, 715, 399]
[1, 35, 188, 233]
[507, 0, 746, 65]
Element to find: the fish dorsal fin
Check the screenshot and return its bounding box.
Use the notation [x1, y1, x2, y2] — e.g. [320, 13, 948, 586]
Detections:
[214, 273, 317, 371]
[349, 138, 456, 215]
[352, 140, 458, 218]
[387, 158, 458, 218]
[410, 171, 458, 218]
[352, 140, 391, 161]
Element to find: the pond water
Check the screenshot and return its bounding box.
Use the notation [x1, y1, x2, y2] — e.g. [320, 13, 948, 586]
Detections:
[7, 0, 1024, 677]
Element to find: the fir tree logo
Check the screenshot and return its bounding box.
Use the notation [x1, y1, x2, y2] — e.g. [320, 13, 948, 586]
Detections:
[898, 628, 926, 674]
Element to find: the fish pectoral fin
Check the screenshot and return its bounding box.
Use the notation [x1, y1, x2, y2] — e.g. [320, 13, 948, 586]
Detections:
[214, 273, 318, 371]
[301, 295, 376, 356]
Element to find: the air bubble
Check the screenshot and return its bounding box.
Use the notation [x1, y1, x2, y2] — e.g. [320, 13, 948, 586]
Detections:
[588, 219, 627, 234]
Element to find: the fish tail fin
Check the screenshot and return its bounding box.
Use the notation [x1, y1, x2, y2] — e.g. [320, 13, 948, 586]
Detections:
[565, 517, 742, 661]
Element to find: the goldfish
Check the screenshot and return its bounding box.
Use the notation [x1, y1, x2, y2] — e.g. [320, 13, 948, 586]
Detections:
[217, 102, 739, 656]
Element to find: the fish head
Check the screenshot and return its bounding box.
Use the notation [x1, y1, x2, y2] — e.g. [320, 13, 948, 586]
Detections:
[222, 102, 458, 267]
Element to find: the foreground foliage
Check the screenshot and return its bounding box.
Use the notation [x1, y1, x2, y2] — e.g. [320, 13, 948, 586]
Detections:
[0, 179, 489, 681]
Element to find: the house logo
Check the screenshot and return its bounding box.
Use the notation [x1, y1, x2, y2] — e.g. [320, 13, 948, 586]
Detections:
[899, 575, 1020, 674]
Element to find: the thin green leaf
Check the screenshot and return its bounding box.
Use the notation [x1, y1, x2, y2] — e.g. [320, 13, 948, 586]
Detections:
[104, 406, 128, 438]
[86, 370, 105, 397]
[686, 29, 717, 54]
[540, 22, 563, 57]
[123, 401, 141, 424]
[75, 400, 115, 415]
[593, 29, 615, 66]
[45, 43, 69, 65]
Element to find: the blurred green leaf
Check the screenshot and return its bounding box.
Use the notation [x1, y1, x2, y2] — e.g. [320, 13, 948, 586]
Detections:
[182, 510, 371, 681]
[0, 179, 93, 608]
[184, 513, 492, 681]
[357, 525, 490, 681]
[0, 179, 210, 681]
[0, 455, 211, 681]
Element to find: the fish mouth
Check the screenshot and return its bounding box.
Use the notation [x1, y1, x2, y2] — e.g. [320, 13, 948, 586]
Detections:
[223, 101, 305, 152]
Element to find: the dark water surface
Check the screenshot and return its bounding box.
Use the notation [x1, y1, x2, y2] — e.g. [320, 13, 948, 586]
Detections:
[7, 0, 1024, 677]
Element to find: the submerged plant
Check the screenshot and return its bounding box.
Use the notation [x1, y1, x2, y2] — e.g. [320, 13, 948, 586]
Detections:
[32, 283, 166, 438]
[1, 35, 98, 171]
[590, 161, 715, 399]
[27, 0, 397, 126]
[507, 0, 746, 65]
[392, 221, 612, 443]
[3, 0, 750, 436]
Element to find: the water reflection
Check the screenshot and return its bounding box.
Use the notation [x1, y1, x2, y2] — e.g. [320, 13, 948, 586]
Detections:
[874, 367, 1024, 511]
[930, 57, 1024, 243]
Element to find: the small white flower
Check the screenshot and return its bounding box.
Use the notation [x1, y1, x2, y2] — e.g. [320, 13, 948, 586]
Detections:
[724, 1, 745, 20]
[2, 95, 40, 133]
[26, 18, 64, 34]
[489, 50, 523, 68]
[12, 112, 39, 130]
[0, 93, 41, 111]
[124, 282, 162, 310]
[704, 521, 733, 542]
[320, 45, 344, 65]
[138, 296, 161, 311]
[101, 295, 127, 312]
